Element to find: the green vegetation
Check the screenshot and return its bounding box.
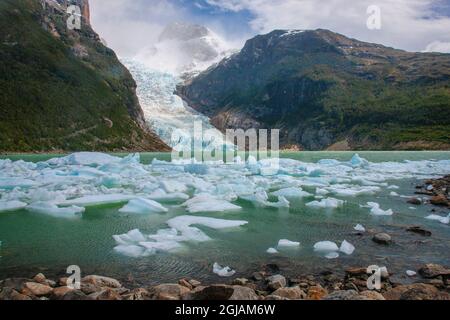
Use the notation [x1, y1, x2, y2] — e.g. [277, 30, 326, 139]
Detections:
[0, 0, 168, 152]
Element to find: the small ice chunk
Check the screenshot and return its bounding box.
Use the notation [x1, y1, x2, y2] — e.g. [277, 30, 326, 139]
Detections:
[314, 241, 339, 252]
[271, 187, 312, 199]
[354, 224, 366, 232]
[425, 213, 450, 224]
[139, 240, 182, 252]
[113, 245, 146, 258]
[267, 248, 279, 254]
[426, 185, 434, 191]
[325, 252, 340, 259]
[367, 202, 394, 216]
[62, 194, 136, 207]
[27, 202, 85, 218]
[388, 185, 400, 190]
[306, 198, 345, 209]
[406, 270, 417, 277]
[390, 192, 399, 197]
[316, 188, 330, 196]
[184, 164, 209, 175]
[119, 198, 168, 214]
[148, 189, 189, 202]
[213, 262, 236, 277]
[182, 194, 241, 213]
[0, 178, 36, 190]
[339, 240, 355, 255]
[278, 239, 300, 248]
[0, 200, 27, 212]
[160, 180, 188, 193]
[349, 154, 369, 168]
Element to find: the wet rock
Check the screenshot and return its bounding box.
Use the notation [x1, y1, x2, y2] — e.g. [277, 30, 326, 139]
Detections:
[359, 291, 385, 300]
[82, 275, 122, 289]
[272, 286, 306, 300]
[230, 286, 259, 300]
[373, 233, 392, 245]
[58, 277, 68, 287]
[267, 275, 286, 291]
[122, 288, 151, 301]
[178, 279, 193, 290]
[407, 198, 422, 205]
[80, 283, 99, 295]
[324, 290, 370, 300]
[189, 285, 234, 300]
[51, 286, 74, 300]
[406, 226, 432, 237]
[22, 282, 53, 297]
[307, 285, 328, 300]
[33, 273, 47, 284]
[265, 295, 289, 300]
[232, 278, 249, 286]
[419, 264, 450, 279]
[150, 284, 191, 300]
[384, 284, 450, 300]
[252, 272, 264, 281]
[62, 290, 92, 300]
[345, 267, 367, 277]
[0, 287, 32, 300]
[0, 278, 31, 292]
[430, 194, 448, 206]
[188, 279, 201, 288]
[89, 288, 123, 300]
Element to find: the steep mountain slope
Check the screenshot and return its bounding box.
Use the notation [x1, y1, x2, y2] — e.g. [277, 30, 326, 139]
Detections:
[178, 29, 450, 150]
[0, 0, 169, 152]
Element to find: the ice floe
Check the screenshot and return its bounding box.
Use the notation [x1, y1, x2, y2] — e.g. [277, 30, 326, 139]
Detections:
[425, 213, 450, 224]
[0, 200, 27, 212]
[113, 216, 248, 257]
[270, 187, 312, 199]
[213, 262, 236, 277]
[27, 202, 85, 218]
[183, 194, 241, 213]
[306, 198, 345, 209]
[119, 198, 168, 214]
[366, 202, 394, 216]
[278, 239, 300, 248]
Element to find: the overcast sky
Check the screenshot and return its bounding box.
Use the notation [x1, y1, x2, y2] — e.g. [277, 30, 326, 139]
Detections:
[90, 0, 450, 57]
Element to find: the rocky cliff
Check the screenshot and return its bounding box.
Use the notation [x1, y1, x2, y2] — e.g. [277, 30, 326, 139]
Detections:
[0, 0, 169, 152]
[178, 29, 450, 150]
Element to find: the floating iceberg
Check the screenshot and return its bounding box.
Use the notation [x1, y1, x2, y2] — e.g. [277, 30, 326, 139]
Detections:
[62, 194, 136, 207]
[27, 202, 85, 218]
[270, 187, 312, 199]
[425, 214, 450, 224]
[213, 262, 236, 277]
[182, 194, 241, 213]
[278, 239, 300, 248]
[339, 240, 355, 255]
[0, 200, 27, 212]
[306, 198, 345, 209]
[314, 241, 339, 252]
[113, 216, 247, 258]
[367, 202, 394, 216]
[119, 198, 168, 214]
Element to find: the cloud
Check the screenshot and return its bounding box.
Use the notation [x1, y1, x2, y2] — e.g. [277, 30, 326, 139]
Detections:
[424, 41, 450, 53]
[205, 0, 450, 52]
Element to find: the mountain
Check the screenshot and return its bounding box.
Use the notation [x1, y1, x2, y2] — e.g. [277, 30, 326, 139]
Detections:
[178, 29, 450, 150]
[0, 0, 169, 152]
[135, 22, 232, 77]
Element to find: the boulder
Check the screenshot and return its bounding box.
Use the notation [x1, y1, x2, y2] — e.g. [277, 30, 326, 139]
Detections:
[307, 285, 328, 300]
[89, 288, 123, 300]
[407, 198, 422, 205]
[150, 284, 191, 300]
[82, 275, 122, 289]
[384, 284, 450, 300]
[324, 290, 370, 300]
[178, 279, 193, 290]
[189, 285, 234, 300]
[267, 275, 286, 291]
[373, 233, 392, 245]
[51, 286, 74, 300]
[229, 286, 259, 300]
[122, 288, 151, 301]
[232, 278, 249, 286]
[430, 194, 448, 206]
[359, 290, 386, 300]
[62, 290, 92, 300]
[33, 273, 47, 284]
[22, 282, 53, 297]
[419, 264, 450, 279]
[272, 286, 306, 300]
[0, 287, 32, 300]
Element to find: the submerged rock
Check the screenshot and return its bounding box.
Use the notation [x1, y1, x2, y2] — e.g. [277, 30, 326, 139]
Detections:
[373, 233, 392, 245]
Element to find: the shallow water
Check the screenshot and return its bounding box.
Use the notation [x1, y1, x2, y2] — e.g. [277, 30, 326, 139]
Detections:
[0, 152, 449, 287]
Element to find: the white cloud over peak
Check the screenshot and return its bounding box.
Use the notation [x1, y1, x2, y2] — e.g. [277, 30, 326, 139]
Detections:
[206, 0, 450, 52]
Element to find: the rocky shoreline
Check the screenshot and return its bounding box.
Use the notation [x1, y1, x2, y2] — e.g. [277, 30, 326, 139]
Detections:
[1, 262, 449, 301]
[412, 175, 450, 208]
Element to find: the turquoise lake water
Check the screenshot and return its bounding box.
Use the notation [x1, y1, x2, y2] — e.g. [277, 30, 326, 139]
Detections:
[0, 152, 449, 287]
